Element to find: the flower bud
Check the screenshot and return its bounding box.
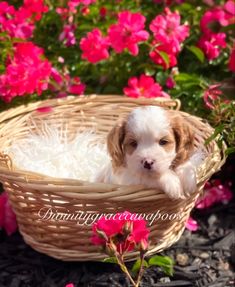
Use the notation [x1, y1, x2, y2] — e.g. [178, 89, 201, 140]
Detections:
[123, 221, 133, 236]
[105, 241, 117, 256]
[96, 228, 108, 242]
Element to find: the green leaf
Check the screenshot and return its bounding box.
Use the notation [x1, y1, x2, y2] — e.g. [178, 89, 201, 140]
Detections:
[144, 66, 156, 76]
[158, 51, 169, 68]
[103, 257, 118, 264]
[175, 73, 200, 83]
[155, 71, 168, 86]
[225, 147, 235, 155]
[205, 125, 224, 145]
[149, 255, 174, 267]
[131, 258, 149, 275]
[186, 45, 205, 63]
[161, 265, 174, 277]
[148, 255, 174, 276]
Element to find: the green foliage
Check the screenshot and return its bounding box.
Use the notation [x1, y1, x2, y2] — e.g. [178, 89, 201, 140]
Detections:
[148, 255, 174, 276]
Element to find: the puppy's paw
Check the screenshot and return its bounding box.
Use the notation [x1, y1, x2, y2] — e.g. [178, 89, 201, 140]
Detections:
[159, 171, 184, 199]
[176, 164, 197, 196]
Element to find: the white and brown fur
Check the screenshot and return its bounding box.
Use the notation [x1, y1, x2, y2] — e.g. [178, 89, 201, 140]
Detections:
[97, 106, 203, 199]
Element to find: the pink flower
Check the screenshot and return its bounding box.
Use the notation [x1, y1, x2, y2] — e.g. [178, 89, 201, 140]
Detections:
[56, 7, 68, 18]
[124, 74, 170, 98]
[224, 1, 235, 24]
[81, 6, 90, 16]
[23, 0, 48, 21]
[0, 42, 51, 103]
[198, 33, 226, 60]
[49, 68, 85, 97]
[0, 3, 33, 39]
[149, 40, 178, 69]
[0, 1, 48, 39]
[185, 217, 198, 232]
[0, 192, 17, 236]
[68, 0, 96, 13]
[68, 77, 85, 94]
[196, 180, 233, 209]
[59, 24, 76, 46]
[200, 8, 230, 35]
[100, 7, 107, 18]
[149, 8, 189, 69]
[203, 84, 222, 109]
[108, 11, 149, 56]
[65, 284, 74, 287]
[80, 28, 110, 63]
[166, 77, 176, 89]
[92, 211, 149, 254]
[150, 8, 189, 51]
[229, 44, 235, 72]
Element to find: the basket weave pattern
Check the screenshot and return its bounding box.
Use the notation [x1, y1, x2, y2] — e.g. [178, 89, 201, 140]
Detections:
[0, 95, 225, 261]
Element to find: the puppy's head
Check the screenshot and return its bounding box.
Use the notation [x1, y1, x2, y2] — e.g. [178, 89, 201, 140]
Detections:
[107, 106, 194, 176]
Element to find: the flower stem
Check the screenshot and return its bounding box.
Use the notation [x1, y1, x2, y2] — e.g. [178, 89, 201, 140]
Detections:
[116, 254, 137, 287]
[135, 252, 146, 287]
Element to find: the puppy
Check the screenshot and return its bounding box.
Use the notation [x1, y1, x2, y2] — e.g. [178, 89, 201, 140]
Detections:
[97, 106, 202, 199]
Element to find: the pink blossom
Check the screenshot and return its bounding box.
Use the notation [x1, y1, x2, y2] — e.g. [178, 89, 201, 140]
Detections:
[100, 7, 107, 18]
[68, 0, 96, 13]
[56, 7, 69, 19]
[59, 24, 76, 46]
[123, 74, 170, 98]
[23, 0, 48, 21]
[224, 1, 235, 23]
[49, 68, 85, 97]
[0, 192, 17, 236]
[0, 3, 33, 39]
[92, 211, 149, 254]
[198, 33, 226, 60]
[0, 1, 48, 39]
[81, 6, 90, 16]
[200, 8, 230, 35]
[185, 217, 198, 232]
[65, 284, 74, 287]
[228, 44, 235, 72]
[203, 84, 223, 109]
[166, 77, 175, 89]
[150, 8, 189, 52]
[68, 77, 86, 94]
[149, 8, 189, 69]
[196, 180, 233, 209]
[149, 40, 178, 69]
[0, 42, 51, 103]
[80, 28, 110, 63]
[108, 11, 149, 56]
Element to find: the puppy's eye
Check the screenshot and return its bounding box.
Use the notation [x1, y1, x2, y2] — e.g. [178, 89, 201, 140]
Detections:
[130, 140, 138, 148]
[159, 139, 168, 146]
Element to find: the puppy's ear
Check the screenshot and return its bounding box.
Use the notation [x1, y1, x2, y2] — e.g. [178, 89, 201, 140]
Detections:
[169, 112, 195, 167]
[107, 119, 126, 168]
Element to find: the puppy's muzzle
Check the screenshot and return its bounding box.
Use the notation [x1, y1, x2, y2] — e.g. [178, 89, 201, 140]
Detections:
[141, 159, 155, 170]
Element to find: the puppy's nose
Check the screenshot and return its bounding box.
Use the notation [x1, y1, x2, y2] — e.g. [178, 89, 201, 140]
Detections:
[142, 159, 155, 170]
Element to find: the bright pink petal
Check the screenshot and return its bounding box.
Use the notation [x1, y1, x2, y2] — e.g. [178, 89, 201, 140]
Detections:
[185, 217, 198, 231]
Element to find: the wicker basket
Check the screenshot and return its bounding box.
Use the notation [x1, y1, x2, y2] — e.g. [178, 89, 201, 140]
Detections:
[0, 95, 225, 261]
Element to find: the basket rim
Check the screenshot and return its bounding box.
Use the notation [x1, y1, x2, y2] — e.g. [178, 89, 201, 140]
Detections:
[0, 94, 224, 190]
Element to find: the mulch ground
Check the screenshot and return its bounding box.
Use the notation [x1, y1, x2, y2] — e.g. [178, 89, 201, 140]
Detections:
[0, 197, 234, 287]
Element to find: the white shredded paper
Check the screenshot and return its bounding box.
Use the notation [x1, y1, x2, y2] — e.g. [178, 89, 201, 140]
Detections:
[7, 123, 110, 182]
